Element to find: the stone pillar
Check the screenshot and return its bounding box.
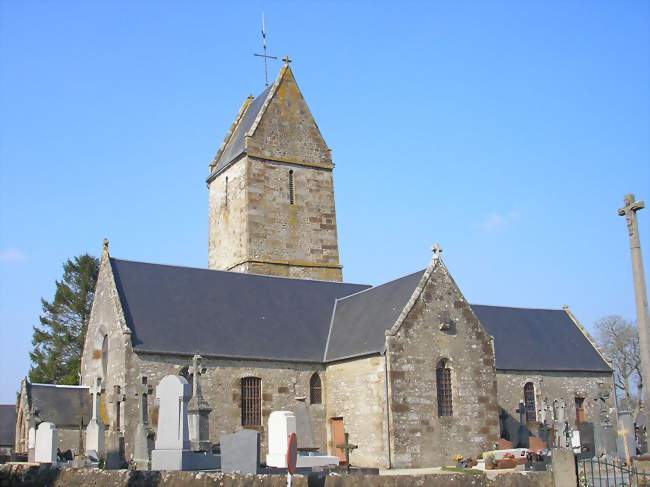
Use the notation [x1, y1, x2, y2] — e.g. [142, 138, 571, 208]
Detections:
[618, 194, 650, 410]
[551, 448, 577, 487]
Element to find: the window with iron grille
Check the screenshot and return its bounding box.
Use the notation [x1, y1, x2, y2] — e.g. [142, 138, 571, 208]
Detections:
[524, 382, 536, 422]
[289, 170, 295, 204]
[436, 360, 453, 417]
[241, 377, 261, 428]
[310, 373, 322, 404]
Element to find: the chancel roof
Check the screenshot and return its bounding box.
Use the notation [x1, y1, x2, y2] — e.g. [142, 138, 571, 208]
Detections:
[110, 258, 610, 372]
[28, 384, 91, 427]
[0, 404, 16, 447]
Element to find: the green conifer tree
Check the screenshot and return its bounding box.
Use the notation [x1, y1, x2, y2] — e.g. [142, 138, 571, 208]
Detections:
[29, 254, 99, 384]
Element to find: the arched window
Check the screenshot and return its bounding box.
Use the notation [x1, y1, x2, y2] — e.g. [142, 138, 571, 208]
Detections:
[101, 335, 108, 378]
[524, 382, 536, 422]
[288, 170, 295, 204]
[241, 377, 261, 428]
[310, 373, 322, 404]
[436, 359, 453, 417]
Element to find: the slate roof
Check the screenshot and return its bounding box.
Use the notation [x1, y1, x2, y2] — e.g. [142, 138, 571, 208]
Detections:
[325, 270, 425, 361]
[111, 258, 370, 362]
[212, 85, 272, 175]
[0, 405, 16, 447]
[110, 257, 610, 372]
[472, 305, 611, 372]
[29, 384, 91, 427]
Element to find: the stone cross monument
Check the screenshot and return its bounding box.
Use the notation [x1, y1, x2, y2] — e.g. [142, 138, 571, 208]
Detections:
[618, 194, 650, 410]
[187, 354, 212, 452]
[85, 376, 105, 458]
[105, 384, 125, 469]
[133, 375, 153, 469]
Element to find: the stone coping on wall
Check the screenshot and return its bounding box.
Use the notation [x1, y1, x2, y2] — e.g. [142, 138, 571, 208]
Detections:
[0, 464, 553, 487]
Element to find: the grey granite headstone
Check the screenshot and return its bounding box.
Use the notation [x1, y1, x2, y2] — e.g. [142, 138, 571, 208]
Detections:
[617, 411, 636, 461]
[220, 430, 260, 474]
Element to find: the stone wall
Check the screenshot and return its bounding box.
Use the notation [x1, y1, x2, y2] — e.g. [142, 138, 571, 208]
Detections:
[496, 369, 617, 448]
[0, 464, 554, 487]
[324, 356, 389, 468]
[208, 160, 248, 272]
[385, 261, 500, 468]
[130, 353, 327, 459]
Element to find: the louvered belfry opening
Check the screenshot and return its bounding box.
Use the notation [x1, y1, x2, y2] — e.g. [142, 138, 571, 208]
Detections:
[288, 170, 295, 204]
[436, 359, 453, 417]
[310, 373, 322, 404]
[241, 377, 261, 428]
[524, 382, 536, 422]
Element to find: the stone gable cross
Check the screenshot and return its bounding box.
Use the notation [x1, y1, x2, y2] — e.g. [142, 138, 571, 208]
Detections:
[431, 243, 443, 260]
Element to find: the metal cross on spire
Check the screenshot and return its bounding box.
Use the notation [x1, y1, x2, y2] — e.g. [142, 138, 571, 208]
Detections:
[253, 13, 278, 87]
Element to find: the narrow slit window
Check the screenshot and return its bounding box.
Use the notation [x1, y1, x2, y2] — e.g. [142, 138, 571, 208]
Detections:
[289, 170, 295, 204]
[436, 359, 453, 417]
[524, 382, 536, 422]
[225, 176, 228, 208]
[241, 377, 261, 428]
[310, 373, 322, 405]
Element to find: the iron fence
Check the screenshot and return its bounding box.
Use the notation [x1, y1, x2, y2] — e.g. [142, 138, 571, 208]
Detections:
[578, 458, 650, 487]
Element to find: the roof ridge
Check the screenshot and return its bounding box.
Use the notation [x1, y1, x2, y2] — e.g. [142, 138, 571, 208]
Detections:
[110, 257, 370, 287]
[469, 303, 565, 312]
[334, 269, 427, 303]
[245, 64, 289, 138]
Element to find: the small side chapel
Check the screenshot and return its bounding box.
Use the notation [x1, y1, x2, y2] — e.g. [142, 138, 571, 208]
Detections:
[16, 62, 616, 469]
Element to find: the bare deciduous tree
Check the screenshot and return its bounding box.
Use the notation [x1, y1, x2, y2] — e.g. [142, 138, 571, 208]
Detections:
[595, 315, 642, 414]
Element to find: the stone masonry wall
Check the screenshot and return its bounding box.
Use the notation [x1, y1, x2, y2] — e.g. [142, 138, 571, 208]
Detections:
[496, 370, 617, 446]
[245, 157, 342, 281]
[131, 353, 328, 459]
[324, 356, 388, 468]
[386, 261, 500, 468]
[208, 160, 248, 271]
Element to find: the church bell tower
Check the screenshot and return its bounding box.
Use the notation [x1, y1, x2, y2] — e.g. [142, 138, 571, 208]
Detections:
[207, 62, 343, 282]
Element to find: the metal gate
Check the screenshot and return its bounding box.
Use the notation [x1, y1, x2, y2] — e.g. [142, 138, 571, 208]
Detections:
[578, 458, 650, 486]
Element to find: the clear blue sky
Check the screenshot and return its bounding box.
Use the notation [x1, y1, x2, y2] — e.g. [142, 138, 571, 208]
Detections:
[1, 1, 648, 403]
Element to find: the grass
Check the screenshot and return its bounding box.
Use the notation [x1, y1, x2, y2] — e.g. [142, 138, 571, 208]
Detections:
[441, 467, 484, 475]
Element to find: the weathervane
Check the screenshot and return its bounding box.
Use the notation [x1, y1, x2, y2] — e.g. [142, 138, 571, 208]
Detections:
[253, 13, 278, 87]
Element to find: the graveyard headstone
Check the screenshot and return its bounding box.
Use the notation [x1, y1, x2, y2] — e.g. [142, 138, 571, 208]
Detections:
[134, 375, 153, 470]
[105, 385, 125, 469]
[187, 354, 212, 452]
[221, 429, 260, 474]
[150, 374, 219, 471]
[618, 411, 636, 463]
[35, 422, 57, 464]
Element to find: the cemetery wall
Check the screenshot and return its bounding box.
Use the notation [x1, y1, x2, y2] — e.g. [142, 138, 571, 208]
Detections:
[132, 353, 328, 459]
[324, 356, 389, 468]
[208, 159, 249, 272]
[496, 370, 617, 436]
[0, 464, 555, 487]
[385, 262, 500, 468]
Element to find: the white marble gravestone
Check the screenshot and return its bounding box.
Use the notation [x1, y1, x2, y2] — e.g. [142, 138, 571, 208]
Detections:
[85, 377, 105, 458]
[266, 411, 338, 469]
[150, 375, 219, 471]
[35, 422, 58, 464]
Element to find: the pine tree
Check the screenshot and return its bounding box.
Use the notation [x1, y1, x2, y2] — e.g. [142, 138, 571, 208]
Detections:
[29, 254, 99, 384]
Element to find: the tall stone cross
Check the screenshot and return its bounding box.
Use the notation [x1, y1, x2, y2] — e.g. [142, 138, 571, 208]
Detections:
[89, 376, 103, 422]
[336, 433, 358, 474]
[188, 354, 212, 452]
[105, 384, 125, 469]
[134, 375, 153, 469]
[618, 193, 650, 410]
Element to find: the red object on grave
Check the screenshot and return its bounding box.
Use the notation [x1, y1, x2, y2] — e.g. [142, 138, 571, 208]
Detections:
[286, 432, 298, 474]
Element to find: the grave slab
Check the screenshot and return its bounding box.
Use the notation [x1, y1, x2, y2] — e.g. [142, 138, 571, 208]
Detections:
[221, 429, 260, 474]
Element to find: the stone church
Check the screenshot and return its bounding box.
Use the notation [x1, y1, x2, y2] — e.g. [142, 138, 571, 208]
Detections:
[16, 62, 616, 468]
